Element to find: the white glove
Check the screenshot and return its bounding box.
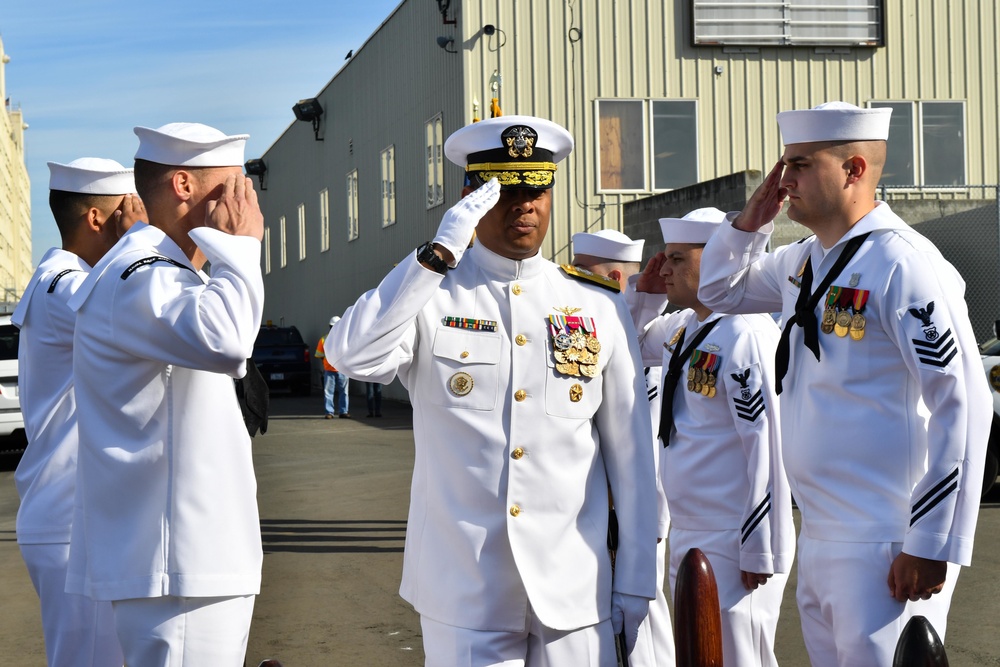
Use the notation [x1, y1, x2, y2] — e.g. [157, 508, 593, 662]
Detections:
[611, 592, 649, 654]
[431, 177, 501, 266]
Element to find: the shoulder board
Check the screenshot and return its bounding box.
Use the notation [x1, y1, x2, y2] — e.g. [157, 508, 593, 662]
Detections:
[795, 235, 815, 245]
[120, 255, 195, 280]
[559, 264, 620, 292]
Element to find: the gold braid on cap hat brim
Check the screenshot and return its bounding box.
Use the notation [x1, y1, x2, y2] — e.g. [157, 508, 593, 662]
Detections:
[467, 161, 558, 187]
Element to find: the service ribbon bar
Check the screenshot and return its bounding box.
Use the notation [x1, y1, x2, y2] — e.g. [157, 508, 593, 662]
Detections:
[443, 316, 497, 332]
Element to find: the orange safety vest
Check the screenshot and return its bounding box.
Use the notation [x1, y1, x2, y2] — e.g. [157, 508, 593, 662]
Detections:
[316, 337, 337, 373]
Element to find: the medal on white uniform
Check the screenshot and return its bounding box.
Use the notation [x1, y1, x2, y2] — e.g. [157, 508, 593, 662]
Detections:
[849, 289, 869, 341]
[549, 309, 600, 378]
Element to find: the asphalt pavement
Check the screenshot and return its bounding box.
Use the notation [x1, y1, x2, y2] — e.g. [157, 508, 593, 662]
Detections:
[1, 392, 999, 666]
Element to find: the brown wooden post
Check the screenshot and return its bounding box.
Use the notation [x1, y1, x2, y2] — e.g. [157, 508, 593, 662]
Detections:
[673, 547, 724, 666]
[893, 615, 949, 666]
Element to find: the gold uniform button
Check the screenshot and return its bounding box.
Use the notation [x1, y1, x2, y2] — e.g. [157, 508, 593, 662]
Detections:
[509, 505, 521, 517]
[514, 389, 527, 402]
[515, 334, 527, 346]
[460, 351, 470, 359]
[512, 447, 525, 460]
[512, 284, 522, 296]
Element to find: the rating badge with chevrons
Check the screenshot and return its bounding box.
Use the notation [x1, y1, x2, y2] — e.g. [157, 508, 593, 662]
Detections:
[731, 368, 765, 422]
[907, 301, 957, 369]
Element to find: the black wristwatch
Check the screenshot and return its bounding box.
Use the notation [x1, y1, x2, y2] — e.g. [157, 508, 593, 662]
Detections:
[416, 242, 450, 275]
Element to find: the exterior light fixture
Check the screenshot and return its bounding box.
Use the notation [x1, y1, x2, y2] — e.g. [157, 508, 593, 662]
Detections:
[292, 98, 324, 141]
[244, 159, 267, 191]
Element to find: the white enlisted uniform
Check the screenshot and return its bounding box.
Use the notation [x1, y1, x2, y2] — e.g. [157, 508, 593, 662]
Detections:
[700, 203, 991, 664]
[13, 158, 134, 667]
[65, 122, 265, 667]
[572, 228, 675, 667]
[325, 242, 657, 648]
[66, 220, 263, 602]
[629, 207, 793, 667]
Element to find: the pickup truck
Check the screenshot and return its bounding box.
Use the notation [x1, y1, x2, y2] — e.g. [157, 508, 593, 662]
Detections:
[252, 323, 311, 396]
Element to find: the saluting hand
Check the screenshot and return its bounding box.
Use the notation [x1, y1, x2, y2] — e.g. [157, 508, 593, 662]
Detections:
[206, 174, 264, 241]
[432, 177, 501, 266]
[636, 252, 668, 294]
[733, 160, 787, 233]
[115, 193, 146, 238]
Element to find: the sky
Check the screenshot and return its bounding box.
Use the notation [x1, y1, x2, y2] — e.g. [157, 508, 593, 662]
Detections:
[1, 0, 403, 266]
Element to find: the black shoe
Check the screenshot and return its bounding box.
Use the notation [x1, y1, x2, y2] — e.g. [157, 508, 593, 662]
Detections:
[366, 413, 375, 418]
[339, 413, 352, 419]
[324, 414, 334, 420]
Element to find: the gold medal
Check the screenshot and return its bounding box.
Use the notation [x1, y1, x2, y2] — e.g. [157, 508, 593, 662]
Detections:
[849, 312, 866, 341]
[687, 368, 695, 382]
[570, 331, 587, 349]
[554, 350, 567, 364]
[586, 337, 601, 353]
[570, 384, 583, 402]
[701, 384, 711, 396]
[556, 361, 581, 377]
[694, 382, 703, 393]
[687, 380, 696, 391]
[448, 372, 474, 396]
[834, 310, 851, 337]
[706, 372, 716, 387]
[821, 308, 836, 335]
[580, 364, 597, 378]
[707, 386, 717, 398]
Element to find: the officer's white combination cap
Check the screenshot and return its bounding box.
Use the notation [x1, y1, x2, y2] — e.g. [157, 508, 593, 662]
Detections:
[48, 158, 135, 195]
[133, 122, 249, 167]
[572, 229, 644, 262]
[659, 207, 726, 244]
[777, 101, 892, 145]
[444, 115, 574, 190]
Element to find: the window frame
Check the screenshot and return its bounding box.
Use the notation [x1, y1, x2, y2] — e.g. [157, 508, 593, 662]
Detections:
[595, 98, 699, 194]
[319, 188, 330, 252]
[347, 169, 359, 241]
[297, 203, 307, 261]
[869, 99, 967, 189]
[381, 144, 397, 228]
[279, 216, 287, 268]
[263, 226, 271, 274]
[425, 113, 445, 209]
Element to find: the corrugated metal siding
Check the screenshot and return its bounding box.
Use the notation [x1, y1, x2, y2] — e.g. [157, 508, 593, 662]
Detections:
[460, 0, 997, 261]
[259, 0, 998, 349]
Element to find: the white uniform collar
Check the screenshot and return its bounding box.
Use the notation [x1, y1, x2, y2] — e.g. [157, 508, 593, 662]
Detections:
[466, 242, 549, 282]
[11, 248, 90, 327]
[67, 222, 202, 313]
[812, 201, 908, 268]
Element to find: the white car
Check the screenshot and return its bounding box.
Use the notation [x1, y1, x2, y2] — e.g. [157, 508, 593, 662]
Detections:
[0, 312, 24, 441]
[978, 324, 1000, 497]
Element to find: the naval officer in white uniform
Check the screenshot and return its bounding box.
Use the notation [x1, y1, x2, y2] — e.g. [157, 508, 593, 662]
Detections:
[14, 158, 141, 667]
[628, 209, 794, 666]
[571, 229, 676, 667]
[698, 102, 991, 666]
[66, 123, 265, 667]
[325, 115, 658, 667]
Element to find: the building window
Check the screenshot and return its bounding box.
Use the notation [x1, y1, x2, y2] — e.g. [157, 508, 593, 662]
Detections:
[692, 0, 884, 47]
[319, 188, 330, 252]
[279, 216, 287, 268]
[426, 114, 444, 208]
[870, 101, 966, 187]
[297, 203, 307, 261]
[381, 145, 397, 227]
[263, 227, 271, 275]
[597, 99, 698, 193]
[347, 170, 359, 241]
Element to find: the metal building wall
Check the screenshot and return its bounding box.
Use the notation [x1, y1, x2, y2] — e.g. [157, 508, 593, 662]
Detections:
[458, 0, 997, 262]
[257, 0, 465, 345]
[257, 0, 999, 387]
